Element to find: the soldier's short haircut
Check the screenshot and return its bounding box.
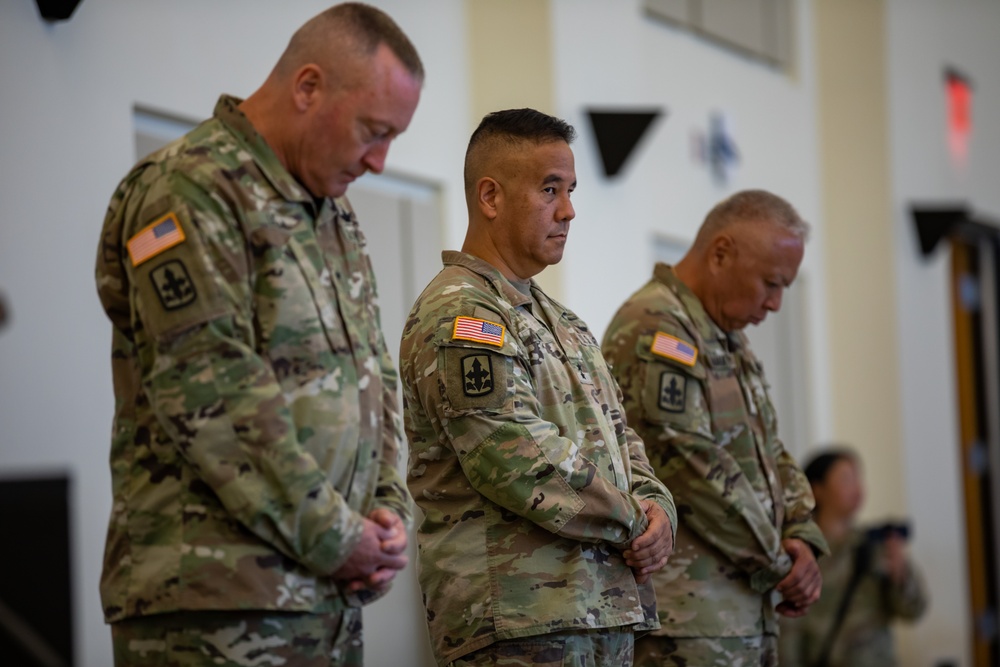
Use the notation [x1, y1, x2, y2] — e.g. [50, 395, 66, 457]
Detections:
[464, 108, 576, 196]
[693, 189, 810, 250]
[277, 2, 424, 82]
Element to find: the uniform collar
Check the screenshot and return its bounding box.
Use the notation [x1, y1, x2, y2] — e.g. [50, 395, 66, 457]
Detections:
[652, 262, 731, 348]
[442, 251, 532, 308]
[213, 94, 316, 207]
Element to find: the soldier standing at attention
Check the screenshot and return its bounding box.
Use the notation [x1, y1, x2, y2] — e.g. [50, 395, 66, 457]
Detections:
[94, 5, 422, 665]
[399, 108, 676, 666]
[601, 190, 830, 667]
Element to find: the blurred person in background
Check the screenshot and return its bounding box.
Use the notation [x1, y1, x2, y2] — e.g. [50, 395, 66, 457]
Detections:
[779, 448, 928, 667]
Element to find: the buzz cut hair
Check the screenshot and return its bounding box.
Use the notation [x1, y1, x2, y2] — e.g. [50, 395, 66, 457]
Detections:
[464, 108, 576, 195]
[693, 189, 811, 250]
[276, 2, 424, 82]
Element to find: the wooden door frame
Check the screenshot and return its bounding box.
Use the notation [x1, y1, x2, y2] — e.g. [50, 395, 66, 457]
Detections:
[951, 237, 1000, 666]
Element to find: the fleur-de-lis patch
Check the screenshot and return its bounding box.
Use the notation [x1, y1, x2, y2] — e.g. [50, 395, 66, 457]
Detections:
[150, 260, 197, 311]
[659, 371, 686, 413]
[462, 354, 494, 397]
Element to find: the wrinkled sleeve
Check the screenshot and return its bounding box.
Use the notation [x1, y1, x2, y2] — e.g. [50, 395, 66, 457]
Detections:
[411, 316, 649, 550]
[649, 415, 791, 591]
[369, 263, 414, 530]
[606, 331, 791, 592]
[452, 373, 647, 547]
[777, 442, 830, 555]
[346, 326, 412, 607]
[618, 393, 677, 540]
[130, 175, 363, 576]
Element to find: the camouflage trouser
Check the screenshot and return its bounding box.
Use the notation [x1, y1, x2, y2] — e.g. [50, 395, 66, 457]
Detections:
[111, 609, 362, 667]
[450, 628, 634, 667]
[634, 634, 777, 667]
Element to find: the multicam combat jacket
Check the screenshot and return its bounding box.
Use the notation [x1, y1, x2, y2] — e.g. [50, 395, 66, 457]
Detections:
[400, 251, 676, 664]
[602, 263, 828, 638]
[94, 95, 410, 622]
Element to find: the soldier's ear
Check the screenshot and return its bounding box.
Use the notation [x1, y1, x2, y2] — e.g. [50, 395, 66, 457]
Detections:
[291, 64, 323, 112]
[477, 177, 501, 221]
[711, 232, 740, 269]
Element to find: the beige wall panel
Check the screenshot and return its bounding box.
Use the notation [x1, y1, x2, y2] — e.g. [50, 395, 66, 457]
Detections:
[466, 0, 563, 298]
[815, 0, 904, 517]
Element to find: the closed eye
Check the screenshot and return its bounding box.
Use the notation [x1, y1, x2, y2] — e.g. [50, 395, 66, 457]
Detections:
[362, 122, 393, 142]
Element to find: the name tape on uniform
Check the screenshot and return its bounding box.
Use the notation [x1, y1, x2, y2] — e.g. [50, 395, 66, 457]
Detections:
[452, 316, 505, 347]
[651, 332, 698, 366]
[127, 212, 186, 267]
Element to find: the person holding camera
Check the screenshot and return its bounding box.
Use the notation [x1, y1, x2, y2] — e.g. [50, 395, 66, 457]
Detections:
[778, 448, 928, 667]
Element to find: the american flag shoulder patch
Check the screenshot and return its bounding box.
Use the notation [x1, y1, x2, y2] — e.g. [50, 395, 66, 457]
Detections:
[651, 332, 698, 366]
[127, 212, 186, 267]
[452, 316, 505, 347]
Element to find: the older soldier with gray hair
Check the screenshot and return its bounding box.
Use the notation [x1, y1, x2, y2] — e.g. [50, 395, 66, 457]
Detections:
[400, 108, 676, 666]
[95, 4, 422, 665]
[602, 190, 830, 667]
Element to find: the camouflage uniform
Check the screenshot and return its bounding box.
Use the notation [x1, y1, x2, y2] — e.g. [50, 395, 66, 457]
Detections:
[399, 251, 676, 665]
[633, 634, 776, 667]
[601, 263, 828, 665]
[111, 609, 362, 666]
[450, 628, 634, 667]
[95, 95, 410, 663]
[778, 528, 927, 667]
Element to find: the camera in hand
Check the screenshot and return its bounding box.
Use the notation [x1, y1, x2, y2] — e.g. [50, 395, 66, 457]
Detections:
[865, 521, 910, 542]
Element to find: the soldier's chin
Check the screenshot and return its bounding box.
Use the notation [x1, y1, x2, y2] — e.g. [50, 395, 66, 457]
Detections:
[323, 175, 357, 199]
[327, 183, 350, 198]
[545, 239, 567, 261]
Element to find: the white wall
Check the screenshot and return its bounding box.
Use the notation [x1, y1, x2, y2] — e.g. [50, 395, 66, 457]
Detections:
[0, 1, 468, 665]
[888, 2, 1000, 665]
[549, 0, 833, 447]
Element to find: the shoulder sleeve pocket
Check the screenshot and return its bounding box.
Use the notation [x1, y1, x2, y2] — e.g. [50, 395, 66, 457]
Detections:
[635, 332, 707, 379]
[419, 305, 521, 418]
[130, 218, 231, 340]
[437, 334, 519, 417]
[634, 334, 709, 434]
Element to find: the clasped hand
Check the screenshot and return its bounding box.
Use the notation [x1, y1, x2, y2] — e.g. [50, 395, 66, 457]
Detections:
[775, 538, 822, 617]
[333, 508, 409, 594]
[623, 500, 674, 584]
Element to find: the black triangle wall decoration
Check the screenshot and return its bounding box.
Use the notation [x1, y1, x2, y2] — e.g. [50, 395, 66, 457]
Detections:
[35, 0, 83, 21]
[911, 205, 969, 256]
[587, 108, 665, 178]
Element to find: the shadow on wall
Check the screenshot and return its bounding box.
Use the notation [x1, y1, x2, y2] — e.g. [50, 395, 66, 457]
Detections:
[0, 291, 8, 332]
